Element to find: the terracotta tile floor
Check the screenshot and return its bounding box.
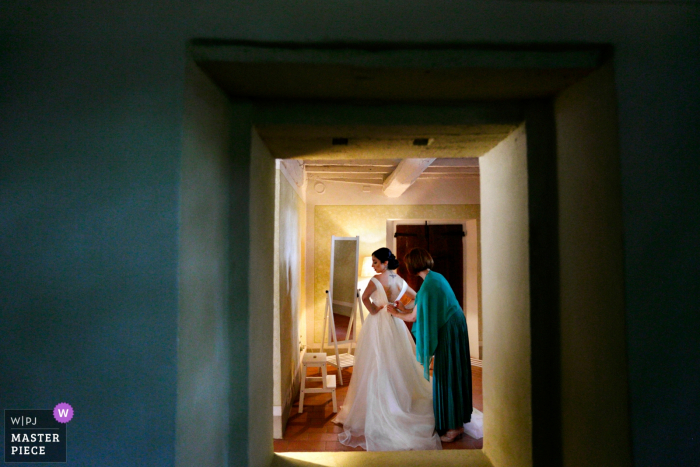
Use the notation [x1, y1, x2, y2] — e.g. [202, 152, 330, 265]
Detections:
[274, 364, 483, 452]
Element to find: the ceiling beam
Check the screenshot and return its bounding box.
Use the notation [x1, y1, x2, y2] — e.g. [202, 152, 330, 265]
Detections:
[305, 166, 392, 174]
[302, 159, 401, 167]
[423, 167, 480, 174]
[308, 173, 385, 180]
[431, 158, 479, 167]
[321, 178, 384, 185]
[382, 158, 435, 198]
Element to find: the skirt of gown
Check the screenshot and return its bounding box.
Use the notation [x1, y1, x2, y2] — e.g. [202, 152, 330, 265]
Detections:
[333, 301, 442, 451]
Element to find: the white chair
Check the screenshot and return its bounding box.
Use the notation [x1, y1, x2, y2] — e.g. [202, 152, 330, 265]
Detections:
[298, 352, 337, 414]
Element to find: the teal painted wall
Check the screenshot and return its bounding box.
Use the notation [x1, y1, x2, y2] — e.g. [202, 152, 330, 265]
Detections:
[1, 2, 699, 466]
[176, 61, 233, 467]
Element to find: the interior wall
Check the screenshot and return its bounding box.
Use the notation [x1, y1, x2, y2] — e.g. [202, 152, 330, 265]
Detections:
[248, 129, 277, 466]
[480, 125, 532, 467]
[304, 177, 480, 349]
[272, 167, 306, 438]
[312, 204, 479, 345]
[555, 62, 631, 467]
[176, 60, 232, 467]
[466, 219, 481, 359]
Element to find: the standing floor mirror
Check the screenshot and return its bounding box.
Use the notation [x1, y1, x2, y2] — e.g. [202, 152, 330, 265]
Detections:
[322, 235, 363, 385]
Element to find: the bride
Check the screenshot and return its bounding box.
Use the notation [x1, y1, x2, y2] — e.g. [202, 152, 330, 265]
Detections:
[334, 248, 442, 451]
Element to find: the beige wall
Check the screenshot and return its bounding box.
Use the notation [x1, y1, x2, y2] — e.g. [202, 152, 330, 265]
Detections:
[555, 63, 631, 467]
[273, 168, 306, 438]
[176, 61, 232, 467]
[312, 205, 480, 344]
[466, 218, 482, 359]
[304, 177, 481, 350]
[480, 125, 532, 467]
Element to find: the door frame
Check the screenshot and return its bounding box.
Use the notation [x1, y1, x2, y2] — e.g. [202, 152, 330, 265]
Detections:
[180, 41, 628, 467]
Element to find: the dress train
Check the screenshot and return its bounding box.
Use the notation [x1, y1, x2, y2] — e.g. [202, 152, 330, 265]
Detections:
[333, 276, 442, 451]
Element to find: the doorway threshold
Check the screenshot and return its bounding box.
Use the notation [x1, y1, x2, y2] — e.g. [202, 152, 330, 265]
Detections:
[273, 450, 494, 467]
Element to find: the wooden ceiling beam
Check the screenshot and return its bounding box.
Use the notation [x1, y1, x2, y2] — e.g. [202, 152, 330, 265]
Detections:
[382, 158, 436, 198]
[304, 166, 392, 174]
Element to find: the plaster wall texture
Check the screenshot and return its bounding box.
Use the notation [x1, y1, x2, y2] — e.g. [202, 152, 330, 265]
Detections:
[1, 1, 699, 466]
[555, 63, 631, 467]
[248, 129, 277, 466]
[175, 60, 232, 467]
[466, 219, 482, 358]
[480, 125, 532, 467]
[272, 168, 306, 438]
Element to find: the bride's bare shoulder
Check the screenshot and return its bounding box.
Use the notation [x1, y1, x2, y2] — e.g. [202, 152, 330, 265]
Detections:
[372, 273, 386, 284]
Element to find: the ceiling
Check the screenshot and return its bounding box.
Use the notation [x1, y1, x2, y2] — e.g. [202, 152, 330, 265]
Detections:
[256, 124, 517, 160]
[196, 44, 586, 188]
[300, 157, 480, 186]
[193, 43, 604, 101]
[259, 123, 515, 188]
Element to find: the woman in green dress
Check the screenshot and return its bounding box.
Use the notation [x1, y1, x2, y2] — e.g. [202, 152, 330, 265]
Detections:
[387, 247, 472, 443]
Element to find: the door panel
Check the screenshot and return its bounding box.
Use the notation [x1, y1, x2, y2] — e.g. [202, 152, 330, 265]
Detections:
[429, 224, 464, 310]
[395, 223, 464, 310]
[395, 224, 428, 295]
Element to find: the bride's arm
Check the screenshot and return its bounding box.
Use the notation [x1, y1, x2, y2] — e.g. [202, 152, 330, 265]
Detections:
[362, 280, 381, 315]
[387, 304, 417, 322]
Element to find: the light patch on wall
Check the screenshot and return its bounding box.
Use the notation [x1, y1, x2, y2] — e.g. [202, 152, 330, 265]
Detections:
[273, 170, 307, 437]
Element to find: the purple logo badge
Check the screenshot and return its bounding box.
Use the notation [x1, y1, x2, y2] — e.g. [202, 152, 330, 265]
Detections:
[53, 403, 73, 423]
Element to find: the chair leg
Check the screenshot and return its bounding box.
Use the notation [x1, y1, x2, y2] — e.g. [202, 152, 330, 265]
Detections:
[298, 364, 307, 414]
[337, 367, 343, 386]
[331, 389, 337, 413]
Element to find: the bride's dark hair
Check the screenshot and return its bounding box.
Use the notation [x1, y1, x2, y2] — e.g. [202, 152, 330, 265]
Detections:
[372, 247, 400, 270]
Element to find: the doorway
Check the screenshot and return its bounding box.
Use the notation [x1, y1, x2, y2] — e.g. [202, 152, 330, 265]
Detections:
[394, 222, 466, 335]
[176, 43, 628, 467]
[273, 157, 484, 452]
[395, 223, 464, 303]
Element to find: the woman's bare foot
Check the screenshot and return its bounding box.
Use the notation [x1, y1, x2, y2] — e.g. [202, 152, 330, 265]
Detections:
[440, 427, 464, 443]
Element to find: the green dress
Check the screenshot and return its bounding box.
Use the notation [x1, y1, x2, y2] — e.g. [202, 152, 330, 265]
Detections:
[412, 271, 473, 432]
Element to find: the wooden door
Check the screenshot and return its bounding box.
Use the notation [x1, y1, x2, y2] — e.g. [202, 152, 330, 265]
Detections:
[394, 223, 465, 336]
[395, 223, 465, 309]
[428, 224, 465, 310]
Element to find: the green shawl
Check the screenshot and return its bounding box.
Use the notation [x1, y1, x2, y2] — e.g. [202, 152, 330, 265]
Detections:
[411, 271, 463, 380]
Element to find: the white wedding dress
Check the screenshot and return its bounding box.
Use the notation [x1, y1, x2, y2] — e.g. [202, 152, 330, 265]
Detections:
[334, 275, 442, 451]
